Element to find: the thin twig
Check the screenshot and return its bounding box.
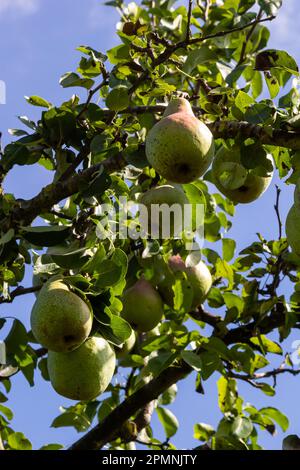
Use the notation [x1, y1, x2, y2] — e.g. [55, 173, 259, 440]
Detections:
[49, 210, 74, 221]
[187, 15, 275, 45]
[129, 15, 275, 93]
[0, 285, 41, 304]
[274, 185, 282, 240]
[237, 8, 264, 65]
[186, 0, 194, 42]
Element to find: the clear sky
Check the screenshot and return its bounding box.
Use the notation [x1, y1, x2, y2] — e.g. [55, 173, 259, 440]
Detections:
[0, 0, 299, 450]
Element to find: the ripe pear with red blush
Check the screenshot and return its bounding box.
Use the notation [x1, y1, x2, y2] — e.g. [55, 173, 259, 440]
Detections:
[145, 98, 214, 183]
[158, 254, 212, 309]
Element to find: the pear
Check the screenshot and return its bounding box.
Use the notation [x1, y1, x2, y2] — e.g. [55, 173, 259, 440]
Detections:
[121, 278, 164, 332]
[31, 277, 93, 352]
[139, 184, 189, 237]
[145, 98, 214, 183]
[158, 254, 212, 309]
[212, 146, 273, 203]
[286, 204, 300, 255]
[294, 180, 300, 207]
[282, 435, 300, 450]
[47, 336, 115, 401]
[116, 330, 136, 358]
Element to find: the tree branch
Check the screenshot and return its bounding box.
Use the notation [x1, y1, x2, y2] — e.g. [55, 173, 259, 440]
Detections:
[69, 363, 190, 450]
[2, 117, 299, 238]
[237, 8, 264, 66]
[186, 0, 193, 42]
[69, 302, 287, 450]
[129, 15, 275, 93]
[274, 185, 282, 240]
[0, 285, 42, 304]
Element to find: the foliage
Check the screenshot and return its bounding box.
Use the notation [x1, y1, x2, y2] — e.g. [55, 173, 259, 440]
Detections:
[0, 0, 300, 451]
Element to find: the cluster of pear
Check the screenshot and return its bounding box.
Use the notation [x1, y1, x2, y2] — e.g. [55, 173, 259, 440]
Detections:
[120, 255, 212, 332]
[145, 97, 273, 203]
[31, 277, 116, 401]
[31, 258, 212, 401]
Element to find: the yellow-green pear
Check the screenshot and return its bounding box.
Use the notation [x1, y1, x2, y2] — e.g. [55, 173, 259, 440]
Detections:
[212, 146, 273, 203]
[145, 98, 214, 183]
[116, 330, 136, 358]
[158, 254, 212, 309]
[139, 184, 189, 237]
[121, 279, 164, 332]
[47, 336, 116, 401]
[31, 277, 93, 352]
[286, 204, 300, 255]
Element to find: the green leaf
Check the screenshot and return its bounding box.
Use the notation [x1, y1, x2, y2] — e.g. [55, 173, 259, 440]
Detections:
[0, 404, 13, 420]
[222, 238, 236, 262]
[21, 225, 70, 247]
[250, 335, 282, 354]
[95, 308, 132, 346]
[106, 87, 130, 111]
[258, 383, 275, 396]
[218, 162, 247, 190]
[107, 44, 130, 64]
[181, 350, 202, 371]
[265, 73, 280, 99]
[8, 432, 32, 450]
[205, 337, 232, 361]
[183, 47, 217, 74]
[199, 351, 223, 380]
[159, 384, 178, 406]
[0, 229, 15, 247]
[143, 352, 177, 378]
[217, 376, 237, 413]
[81, 168, 112, 199]
[60, 72, 94, 89]
[25, 95, 52, 108]
[51, 411, 90, 432]
[258, 0, 282, 16]
[194, 423, 215, 442]
[48, 246, 89, 270]
[215, 258, 234, 287]
[259, 407, 289, 432]
[40, 444, 64, 450]
[156, 407, 179, 438]
[235, 90, 254, 112]
[211, 435, 248, 450]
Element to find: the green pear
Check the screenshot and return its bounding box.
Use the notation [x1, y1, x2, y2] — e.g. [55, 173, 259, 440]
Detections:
[145, 98, 214, 183]
[286, 204, 300, 255]
[158, 254, 212, 309]
[121, 278, 164, 332]
[294, 180, 300, 207]
[116, 330, 136, 358]
[31, 277, 93, 352]
[212, 146, 273, 203]
[47, 336, 116, 401]
[139, 184, 189, 237]
[282, 435, 300, 450]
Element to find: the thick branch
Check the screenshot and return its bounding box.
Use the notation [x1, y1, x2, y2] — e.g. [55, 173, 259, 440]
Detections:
[3, 152, 126, 231]
[69, 305, 286, 450]
[2, 116, 299, 243]
[69, 364, 190, 450]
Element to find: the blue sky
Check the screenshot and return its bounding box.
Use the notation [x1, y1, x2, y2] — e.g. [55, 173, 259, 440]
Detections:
[0, 0, 299, 450]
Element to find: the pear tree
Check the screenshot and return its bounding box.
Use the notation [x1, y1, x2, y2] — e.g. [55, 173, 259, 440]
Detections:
[1, 0, 300, 452]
